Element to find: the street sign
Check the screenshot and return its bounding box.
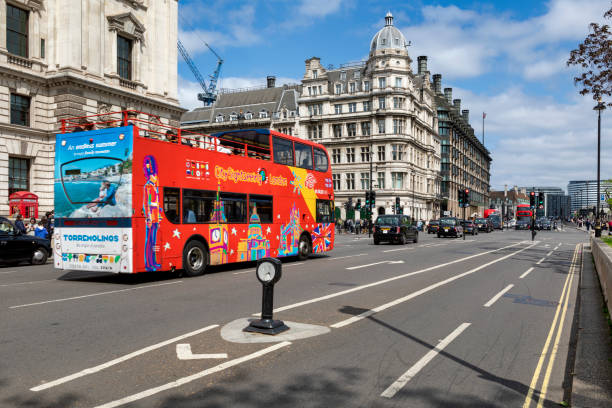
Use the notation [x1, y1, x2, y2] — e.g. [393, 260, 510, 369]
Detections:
[601, 194, 606, 201]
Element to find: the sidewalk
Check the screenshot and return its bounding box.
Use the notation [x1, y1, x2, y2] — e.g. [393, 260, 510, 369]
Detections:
[571, 244, 612, 407]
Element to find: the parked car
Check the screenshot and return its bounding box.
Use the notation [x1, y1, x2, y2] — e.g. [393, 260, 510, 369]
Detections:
[427, 220, 440, 234]
[461, 219, 478, 235]
[373, 215, 418, 245]
[0, 217, 51, 265]
[475, 217, 492, 232]
[437, 217, 463, 238]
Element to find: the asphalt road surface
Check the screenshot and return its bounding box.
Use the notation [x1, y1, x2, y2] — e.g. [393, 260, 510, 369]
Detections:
[0, 227, 586, 408]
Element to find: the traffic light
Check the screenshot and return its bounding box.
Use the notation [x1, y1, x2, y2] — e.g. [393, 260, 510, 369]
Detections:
[458, 188, 464, 207]
[365, 191, 370, 207]
[395, 197, 401, 214]
[538, 192, 544, 209]
[370, 191, 376, 205]
[529, 191, 536, 208]
[356, 198, 362, 210]
[464, 189, 470, 207]
[347, 197, 353, 211]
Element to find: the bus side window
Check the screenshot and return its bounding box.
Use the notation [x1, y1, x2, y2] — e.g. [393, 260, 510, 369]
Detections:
[295, 142, 313, 170]
[314, 147, 329, 172]
[220, 192, 247, 223]
[163, 188, 180, 224]
[316, 199, 332, 223]
[249, 195, 273, 223]
[273, 136, 294, 166]
[183, 189, 216, 223]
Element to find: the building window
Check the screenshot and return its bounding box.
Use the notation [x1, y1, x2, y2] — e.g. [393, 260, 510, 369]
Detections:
[395, 77, 402, 88]
[7, 4, 28, 58]
[333, 124, 342, 138]
[363, 101, 371, 111]
[348, 102, 357, 113]
[346, 148, 355, 163]
[10, 94, 30, 126]
[335, 84, 342, 94]
[391, 172, 404, 189]
[361, 122, 371, 136]
[245, 111, 253, 120]
[377, 119, 385, 134]
[347, 123, 357, 137]
[348, 82, 355, 93]
[117, 35, 133, 80]
[308, 87, 312, 96]
[364, 81, 370, 91]
[229, 112, 237, 121]
[333, 174, 341, 190]
[40, 38, 45, 59]
[259, 110, 268, 118]
[334, 104, 342, 114]
[360, 173, 370, 190]
[378, 145, 386, 161]
[378, 77, 386, 88]
[391, 144, 405, 161]
[393, 118, 404, 134]
[332, 149, 341, 164]
[312, 69, 318, 78]
[354, 71, 360, 79]
[346, 173, 355, 190]
[215, 114, 224, 122]
[393, 97, 404, 109]
[378, 97, 386, 110]
[316, 124, 322, 139]
[340, 71, 346, 80]
[377, 172, 385, 189]
[8, 157, 30, 196]
[360, 147, 370, 162]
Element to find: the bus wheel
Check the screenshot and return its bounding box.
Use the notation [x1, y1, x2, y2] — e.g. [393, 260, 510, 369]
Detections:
[297, 234, 311, 261]
[183, 241, 208, 277]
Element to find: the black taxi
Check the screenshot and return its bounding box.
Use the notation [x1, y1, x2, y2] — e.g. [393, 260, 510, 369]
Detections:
[373, 214, 419, 245]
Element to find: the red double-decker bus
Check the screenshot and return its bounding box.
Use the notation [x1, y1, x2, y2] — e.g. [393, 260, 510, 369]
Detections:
[54, 111, 334, 276]
[516, 204, 533, 230]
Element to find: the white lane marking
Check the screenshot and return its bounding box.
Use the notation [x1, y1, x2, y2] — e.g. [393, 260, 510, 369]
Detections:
[381, 323, 471, 398]
[346, 260, 405, 270]
[31, 324, 219, 391]
[176, 344, 227, 360]
[520, 267, 535, 279]
[11, 281, 183, 309]
[383, 247, 414, 253]
[536, 257, 546, 265]
[253, 242, 524, 316]
[233, 262, 304, 275]
[0, 279, 55, 287]
[325, 253, 367, 261]
[553, 245, 560, 251]
[0, 270, 19, 274]
[331, 243, 535, 328]
[546, 251, 554, 256]
[94, 341, 291, 408]
[483, 284, 514, 307]
[233, 269, 255, 275]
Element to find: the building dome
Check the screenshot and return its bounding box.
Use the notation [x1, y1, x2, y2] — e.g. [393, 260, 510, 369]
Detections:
[370, 12, 408, 53]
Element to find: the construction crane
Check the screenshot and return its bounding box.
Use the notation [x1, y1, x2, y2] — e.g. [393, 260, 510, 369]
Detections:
[177, 39, 223, 106]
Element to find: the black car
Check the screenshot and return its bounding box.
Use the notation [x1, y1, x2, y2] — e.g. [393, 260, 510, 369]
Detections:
[461, 219, 478, 235]
[373, 215, 418, 245]
[427, 220, 440, 234]
[536, 218, 552, 231]
[0, 217, 51, 265]
[516, 217, 531, 230]
[437, 217, 464, 238]
[474, 217, 492, 232]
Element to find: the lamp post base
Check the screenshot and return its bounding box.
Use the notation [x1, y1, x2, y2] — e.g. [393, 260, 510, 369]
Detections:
[244, 319, 290, 335]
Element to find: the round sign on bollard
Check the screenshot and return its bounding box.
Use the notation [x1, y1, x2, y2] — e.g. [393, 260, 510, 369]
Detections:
[244, 257, 289, 335]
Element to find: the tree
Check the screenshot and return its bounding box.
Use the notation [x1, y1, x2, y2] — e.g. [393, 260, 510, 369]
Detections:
[567, 5, 612, 106]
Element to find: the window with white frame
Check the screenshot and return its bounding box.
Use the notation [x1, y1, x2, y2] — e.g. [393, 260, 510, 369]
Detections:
[333, 174, 341, 190]
[377, 119, 386, 134]
[364, 81, 370, 91]
[349, 82, 356, 93]
[245, 111, 253, 120]
[363, 101, 371, 111]
[348, 102, 357, 113]
[378, 97, 386, 110]
[215, 114, 224, 122]
[229, 112, 238, 121]
[391, 144, 405, 161]
[334, 104, 342, 114]
[377, 145, 385, 161]
[377, 172, 385, 189]
[360, 172, 370, 190]
[333, 124, 342, 138]
[361, 122, 371, 136]
[354, 71, 361, 79]
[332, 148, 341, 164]
[393, 118, 404, 134]
[346, 173, 355, 190]
[335, 84, 342, 94]
[395, 77, 402, 88]
[360, 146, 370, 162]
[312, 69, 318, 78]
[391, 172, 404, 189]
[347, 123, 357, 137]
[259, 110, 268, 118]
[378, 77, 386, 88]
[346, 148, 355, 163]
[340, 71, 346, 80]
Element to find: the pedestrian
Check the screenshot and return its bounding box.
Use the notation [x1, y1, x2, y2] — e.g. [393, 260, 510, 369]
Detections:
[27, 217, 37, 235]
[14, 214, 27, 234]
[45, 211, 54, 237]
[586, 219, 591, 231]
[355, 219, 361, 235]
[34, 221, 49, 239]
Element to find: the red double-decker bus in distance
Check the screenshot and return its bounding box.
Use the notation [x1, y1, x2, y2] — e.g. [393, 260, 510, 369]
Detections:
[516, 204, 533, 230]
[54, 111, 334, 276]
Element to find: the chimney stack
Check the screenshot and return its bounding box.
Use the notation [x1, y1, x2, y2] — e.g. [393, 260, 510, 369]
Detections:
[433, 74, 442, 94]
[267, 76, 276, 88]
[417, 56, 427, 75]
[444, 88, 452, 104]
[462, 109, 469, 123]
[453, 99, 461, 111]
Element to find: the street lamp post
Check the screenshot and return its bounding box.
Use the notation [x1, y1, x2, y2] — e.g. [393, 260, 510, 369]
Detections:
[411, 170, 416, 221]
[369, 140, 374, 238]
[594, 100, 606, 237]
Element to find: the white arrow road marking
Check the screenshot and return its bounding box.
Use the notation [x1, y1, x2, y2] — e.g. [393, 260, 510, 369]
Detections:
[176, 344, 227, 360]
[346, 260, 405, 270]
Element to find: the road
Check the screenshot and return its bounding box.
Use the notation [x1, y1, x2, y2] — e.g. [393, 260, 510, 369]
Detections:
[0, 227, 586, 407]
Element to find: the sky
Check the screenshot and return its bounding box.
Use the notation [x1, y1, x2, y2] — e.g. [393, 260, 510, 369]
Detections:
[176, 0, 611, 193]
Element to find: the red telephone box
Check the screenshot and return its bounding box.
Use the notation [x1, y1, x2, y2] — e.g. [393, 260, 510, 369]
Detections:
[9, 191, 39, 219]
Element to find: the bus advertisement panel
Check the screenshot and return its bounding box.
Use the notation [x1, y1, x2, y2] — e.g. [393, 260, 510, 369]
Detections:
[54, 113, 334, 276]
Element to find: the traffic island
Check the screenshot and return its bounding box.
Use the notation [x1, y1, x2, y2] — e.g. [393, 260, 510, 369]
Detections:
[222, 318, 330, 343]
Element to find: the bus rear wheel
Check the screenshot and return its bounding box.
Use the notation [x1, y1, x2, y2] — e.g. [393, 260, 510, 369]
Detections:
[183, 240, 208, 277]
[297, 234, 311, 261]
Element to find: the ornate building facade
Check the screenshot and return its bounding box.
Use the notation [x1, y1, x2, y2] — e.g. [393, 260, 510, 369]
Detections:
[298, 13, 441, 220]
[0, 0, 183, 215]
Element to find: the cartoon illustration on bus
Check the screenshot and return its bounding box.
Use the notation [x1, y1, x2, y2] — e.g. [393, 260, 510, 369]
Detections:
[143, 155, 162, 271]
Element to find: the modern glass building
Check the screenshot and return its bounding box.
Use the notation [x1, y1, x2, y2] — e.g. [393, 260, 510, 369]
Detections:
[567, 180, 612, 214]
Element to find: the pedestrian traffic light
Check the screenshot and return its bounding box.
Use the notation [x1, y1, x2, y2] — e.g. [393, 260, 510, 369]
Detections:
[365, 191, 370, 207]
[529, 191, 536, 208]
[464, 189, 470, 207]
[538, 192, 544, 209]
[395, 197, 401, 214]
[458, 188, 464, 207]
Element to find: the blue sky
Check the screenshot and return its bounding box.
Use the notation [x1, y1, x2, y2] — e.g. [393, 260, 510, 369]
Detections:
[177, 0, 611, 193]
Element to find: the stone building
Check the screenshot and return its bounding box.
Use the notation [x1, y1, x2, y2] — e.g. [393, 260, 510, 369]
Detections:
[0, 0, 183, 216]
[181, 76, 300, 137]
[299, 12, 441, 220]
[489, 187, 529, 219]
[433, 75, 491, 218]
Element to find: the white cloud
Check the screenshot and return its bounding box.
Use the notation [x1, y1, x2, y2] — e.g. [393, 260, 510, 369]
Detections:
[297, 0, 343, 17]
